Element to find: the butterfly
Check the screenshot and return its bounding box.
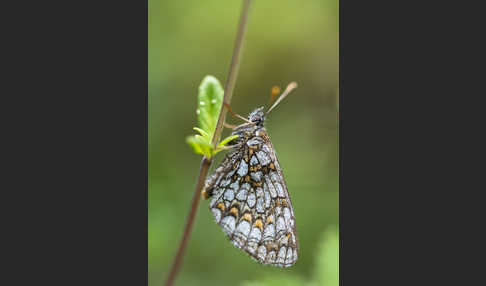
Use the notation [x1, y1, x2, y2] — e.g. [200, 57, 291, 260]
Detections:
[202, 83, 299, 267]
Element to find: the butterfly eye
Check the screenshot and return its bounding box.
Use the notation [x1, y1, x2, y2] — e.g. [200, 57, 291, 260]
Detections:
[252, 115, 264, 124]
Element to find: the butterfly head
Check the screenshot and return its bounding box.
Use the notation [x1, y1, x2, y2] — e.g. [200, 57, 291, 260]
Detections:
[230, 107, 265, 143]
[248, 107, 265, 126]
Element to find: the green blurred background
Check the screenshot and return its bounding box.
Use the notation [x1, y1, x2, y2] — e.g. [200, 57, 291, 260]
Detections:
[149, 1, 338, 285]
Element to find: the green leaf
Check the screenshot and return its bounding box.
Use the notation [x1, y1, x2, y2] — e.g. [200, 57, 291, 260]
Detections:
[186, 135, 212, 157]
[218, 135, 239, 148]
[193, 127, 210, 139]
[210, 135, 239, 156]
[186, 75, 233, 158]
[197, 75, 224, 142]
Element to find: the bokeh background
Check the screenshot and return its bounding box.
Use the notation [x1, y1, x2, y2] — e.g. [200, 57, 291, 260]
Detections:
[149, 1, 338, 285]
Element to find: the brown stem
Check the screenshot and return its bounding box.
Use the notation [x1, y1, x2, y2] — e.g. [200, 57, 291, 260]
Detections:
[163, 1, 252, 286]
[212, 0, 252, 148]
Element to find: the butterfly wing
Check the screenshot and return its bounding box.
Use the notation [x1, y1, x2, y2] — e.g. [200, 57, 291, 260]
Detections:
[204, 128, 298, 267]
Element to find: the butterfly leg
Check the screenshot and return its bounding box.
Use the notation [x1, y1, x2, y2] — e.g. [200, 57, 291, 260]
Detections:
[224, 122, 238, 129]
[217, 144, 238, 151]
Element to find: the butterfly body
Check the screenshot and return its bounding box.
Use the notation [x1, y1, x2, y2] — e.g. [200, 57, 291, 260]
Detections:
[203, 107, 299, 267]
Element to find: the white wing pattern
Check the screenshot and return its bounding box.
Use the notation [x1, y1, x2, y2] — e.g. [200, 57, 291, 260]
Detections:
[203, 127, 298, 267]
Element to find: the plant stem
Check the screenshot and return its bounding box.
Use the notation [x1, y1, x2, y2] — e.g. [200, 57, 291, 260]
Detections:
[212, 0, 252, 148]
[164, 1, 252, 286]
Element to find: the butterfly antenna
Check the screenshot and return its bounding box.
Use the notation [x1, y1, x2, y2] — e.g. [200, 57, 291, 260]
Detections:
[267, 85, 281, 109]
[266, 82, 298, 115]
[224, 103, 254, 124]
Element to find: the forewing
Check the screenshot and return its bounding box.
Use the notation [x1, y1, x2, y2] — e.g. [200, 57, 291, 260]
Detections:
[204, 129, 298, 267]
